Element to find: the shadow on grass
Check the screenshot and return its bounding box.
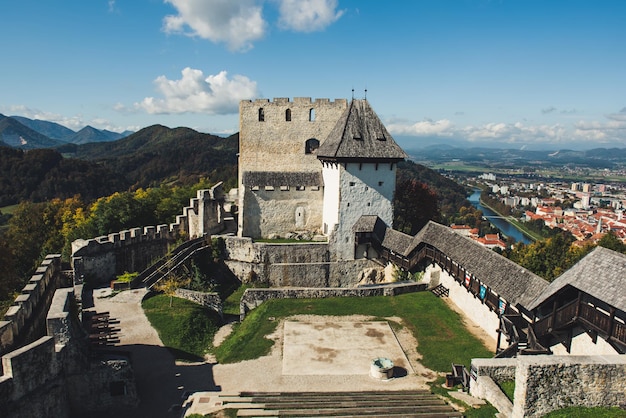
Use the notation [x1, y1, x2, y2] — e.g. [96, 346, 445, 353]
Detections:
[166, 346, 205, 362]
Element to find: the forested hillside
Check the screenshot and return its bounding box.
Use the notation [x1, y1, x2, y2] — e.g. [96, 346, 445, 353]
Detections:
[0, 125, 239, 206]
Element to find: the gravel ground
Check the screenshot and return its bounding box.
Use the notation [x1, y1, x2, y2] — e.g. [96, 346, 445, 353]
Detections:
[89, 289, 446, 417]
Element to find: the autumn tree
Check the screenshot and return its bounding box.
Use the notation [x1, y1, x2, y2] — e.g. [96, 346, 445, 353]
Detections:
[394, 178, 440, 235]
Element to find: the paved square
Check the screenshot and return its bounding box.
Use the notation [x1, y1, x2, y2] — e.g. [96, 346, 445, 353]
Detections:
[282, 321, 411, 375]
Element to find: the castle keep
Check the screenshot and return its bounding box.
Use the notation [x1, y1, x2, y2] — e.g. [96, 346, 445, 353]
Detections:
[238, 97, 406, 260]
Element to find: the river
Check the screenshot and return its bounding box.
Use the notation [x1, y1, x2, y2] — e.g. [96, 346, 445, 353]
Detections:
[468, 189, 533, 245]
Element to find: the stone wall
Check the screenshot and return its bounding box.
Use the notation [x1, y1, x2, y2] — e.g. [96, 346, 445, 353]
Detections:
[425, 264, 501, 345]
[175, 288, 223, 318]
[0, 285, 138, 418]
[239, 282, 427, 319]
[223, 236, 384, 288]
[238, 97, 348, 238]
[513, 355, 626, 417]
[470, 355, 626, 418]
[71, 185, 226, 285]
[0, 255, 64, 355]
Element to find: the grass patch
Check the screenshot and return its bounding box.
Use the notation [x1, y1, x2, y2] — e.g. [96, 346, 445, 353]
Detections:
[498, 379, 515, 403]
[543, 407, 626, 418]
[142, 294, 222, 361]
[215, 292, 493, 371]
[222, 285, 249, 316]
[429, 376, 499, 417]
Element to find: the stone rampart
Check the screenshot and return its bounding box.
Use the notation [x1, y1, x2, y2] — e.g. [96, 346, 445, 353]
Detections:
[470, 355, 626, 418]
[224, 237, 382, 287]
[0, 255, 64, 355]
[175, 288, 223, 318]
[71, 185, 226, 285]
[239, 282, 426, 319]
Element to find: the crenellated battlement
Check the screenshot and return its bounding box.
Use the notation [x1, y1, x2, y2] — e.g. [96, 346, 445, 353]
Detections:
[0, 255, 63, 355]
[71, 184, 228, 284]
[241, 97, 348, 107]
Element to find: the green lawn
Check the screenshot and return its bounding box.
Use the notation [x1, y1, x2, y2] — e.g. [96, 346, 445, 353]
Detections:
[214, 291, 493, 372]
[142, 294, 222, 361]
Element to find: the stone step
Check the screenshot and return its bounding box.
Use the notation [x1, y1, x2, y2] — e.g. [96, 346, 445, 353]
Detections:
[236, 405, 462, 417]
[228, 391, 461, 418]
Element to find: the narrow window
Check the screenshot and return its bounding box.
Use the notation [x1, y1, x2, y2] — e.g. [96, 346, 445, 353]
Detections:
[349, 182, 356, 187]
[280, 185, 289, 191]
[365, 186, 369, 191]
[296, 185, 306, 191]
[251, 186, 260, 191]
[309, 108, 315, 121]
[285, 108, 291, 121]
[305, 138, 320, 154]
[375, 163, 379, 170]
[378, 181, 384, 186]
[264, 185, 274, 191]
[258, 108, 265, 122]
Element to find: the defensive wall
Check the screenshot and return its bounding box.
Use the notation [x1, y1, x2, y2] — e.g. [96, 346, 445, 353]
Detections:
[470, 355, 626, 418]
[223, 236, 385, 287]
[72, 184, 226, 285]
[1, 287, 138, 417]
[0, 254, 68, 356]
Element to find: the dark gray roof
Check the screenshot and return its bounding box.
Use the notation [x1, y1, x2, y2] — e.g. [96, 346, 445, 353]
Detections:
[528, 246, 626, 312]
[242, 171, 323, 187]
[355, 216, 548, 309]
[316, 99, 408, 162]
[413, 222, 548, 308]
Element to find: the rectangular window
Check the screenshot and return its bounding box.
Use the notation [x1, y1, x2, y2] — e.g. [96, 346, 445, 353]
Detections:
[280, 185, 289, 191]
[378, 181, 384, 186]
[264, 186, 274, 191]
[251, 186, 259, 191]
[296, 185, 305, 191]
[311, 185, 320, 191]
[349, 182, 356, 186]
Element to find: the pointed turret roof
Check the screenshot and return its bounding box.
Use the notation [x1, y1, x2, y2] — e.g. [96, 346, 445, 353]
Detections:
[317, 99, 407, 162]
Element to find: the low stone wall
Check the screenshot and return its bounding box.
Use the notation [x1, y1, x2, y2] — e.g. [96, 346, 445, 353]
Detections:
[175, 288, 223, 318]
[513, 355, 626, 418]
[470, 355, 626, 418]
[240, 282, 426, 319]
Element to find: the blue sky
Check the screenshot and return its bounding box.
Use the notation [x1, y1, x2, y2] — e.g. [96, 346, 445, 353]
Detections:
[2, 0, 626, 150]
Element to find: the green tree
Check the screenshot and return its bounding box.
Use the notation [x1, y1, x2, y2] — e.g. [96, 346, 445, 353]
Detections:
[154, 275, 191, 307]
[596, 231, 626, 253]
[394, 178, 440, 235]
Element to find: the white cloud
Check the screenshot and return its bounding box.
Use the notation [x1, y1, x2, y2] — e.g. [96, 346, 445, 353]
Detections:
[136, 68, 259, 115]
[163, 0, 266, 52]
[276, 0, 344, 32]
[387, 118, 455, 136]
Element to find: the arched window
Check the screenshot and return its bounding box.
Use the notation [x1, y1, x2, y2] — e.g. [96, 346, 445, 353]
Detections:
[309, 108, 315, 121]
[285, 108, 291, 121]
[258, 108, 265, 122]
[305, 138, 320, 154]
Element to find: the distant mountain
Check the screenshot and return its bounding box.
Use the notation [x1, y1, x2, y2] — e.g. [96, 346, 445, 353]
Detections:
[406, 145, 626, 169]
[68, 125, 127, 145]
[6, 115, 132, 146]
[10, 116, 75, 141]
[0, 114, 65, 149]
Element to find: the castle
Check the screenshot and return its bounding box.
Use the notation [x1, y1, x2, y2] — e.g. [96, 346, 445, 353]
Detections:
[0, 96, 624, 417]
[238, 97, 406, 260]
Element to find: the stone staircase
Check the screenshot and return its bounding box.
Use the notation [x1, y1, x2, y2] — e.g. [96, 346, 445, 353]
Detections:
[196, 390, 462, 417]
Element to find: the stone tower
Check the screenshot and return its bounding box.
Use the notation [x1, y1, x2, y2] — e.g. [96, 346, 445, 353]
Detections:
[316, 99, 407, 260]
[238, 97, 348, 238]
